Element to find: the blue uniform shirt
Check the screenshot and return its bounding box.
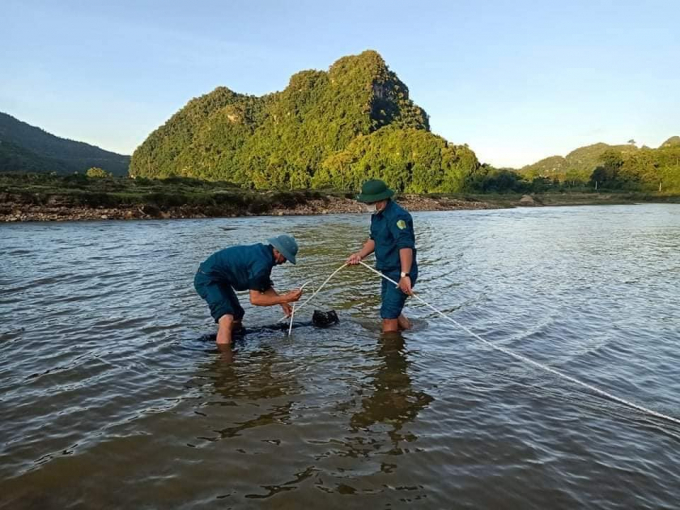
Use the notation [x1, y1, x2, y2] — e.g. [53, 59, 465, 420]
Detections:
[370, 200, 418, 273]
[199, 243, 275, 292]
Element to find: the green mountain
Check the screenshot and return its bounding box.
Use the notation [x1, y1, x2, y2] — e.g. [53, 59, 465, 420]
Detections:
[519, 142, 638, 183]
[131, 50, 480, 192]
[0, 139, 73, 174]
[660, 136, 680, 148]
[0, 112, 130, 175]
[516, 138, 680, 193]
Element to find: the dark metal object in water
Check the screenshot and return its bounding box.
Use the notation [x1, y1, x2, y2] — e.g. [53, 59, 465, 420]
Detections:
[312, 310, 339, 328]
[199, 310, 339, 342]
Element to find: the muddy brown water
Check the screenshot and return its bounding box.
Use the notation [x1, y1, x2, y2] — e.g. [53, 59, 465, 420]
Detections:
[1, 204, 679, 509]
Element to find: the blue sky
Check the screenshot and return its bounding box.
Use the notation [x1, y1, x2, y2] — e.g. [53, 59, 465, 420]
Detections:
[2, 0, 678, 168]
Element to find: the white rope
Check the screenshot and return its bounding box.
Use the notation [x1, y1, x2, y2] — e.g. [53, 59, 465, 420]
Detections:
[273, 258, 679, 425]
[357, 261, 680, 426]
[278, 264, 348, 323]
[288, 304, 295, 336]
[287, 281, 312, 336]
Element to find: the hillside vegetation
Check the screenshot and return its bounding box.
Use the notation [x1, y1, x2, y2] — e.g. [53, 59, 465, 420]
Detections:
[131, 50, 480, 193]
[0, 112, 130, 176]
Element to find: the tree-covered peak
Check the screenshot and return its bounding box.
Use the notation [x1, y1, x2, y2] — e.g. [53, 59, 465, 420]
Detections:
[130, 51, 455, 189]
[660, 136, 680, 148]
[328, 50, 388, 81]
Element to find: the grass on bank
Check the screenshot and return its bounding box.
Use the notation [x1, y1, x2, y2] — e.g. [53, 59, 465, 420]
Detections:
[0, 173, 343, 215]
[1, 173, 679, 216]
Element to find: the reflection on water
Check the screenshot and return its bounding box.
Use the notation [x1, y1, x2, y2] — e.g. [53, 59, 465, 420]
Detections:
[351, 335, 434, 444]
[200, 346, 297, 442]
[1, 205, 680, 508]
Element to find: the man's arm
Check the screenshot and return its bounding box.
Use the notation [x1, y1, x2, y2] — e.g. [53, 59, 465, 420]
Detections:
[250, 287, 302, 307]
[346, 239, 376, 265]
[398, 247, 413, 295]
[387, 214, 416, 295]
[251, 287, 296, 316]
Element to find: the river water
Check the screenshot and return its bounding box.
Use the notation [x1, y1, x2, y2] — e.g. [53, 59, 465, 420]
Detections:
[1, 204, 679, 509]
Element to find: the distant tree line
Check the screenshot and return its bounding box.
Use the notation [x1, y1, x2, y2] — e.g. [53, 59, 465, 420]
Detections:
[505, 142, 680, 194]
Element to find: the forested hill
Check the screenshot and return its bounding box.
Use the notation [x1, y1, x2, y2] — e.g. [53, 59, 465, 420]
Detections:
[518, 143, 639, 183]
[0, 112, 130, 176]
[130, 50, 481, 193]
[661, 136, 680, 148]
[516, 139, 680, 193]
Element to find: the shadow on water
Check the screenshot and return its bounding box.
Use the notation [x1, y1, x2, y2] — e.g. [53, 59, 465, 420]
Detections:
[350, 333, 434, 447]
[207, 347, 295, 441]
[189, 341, 302, 448]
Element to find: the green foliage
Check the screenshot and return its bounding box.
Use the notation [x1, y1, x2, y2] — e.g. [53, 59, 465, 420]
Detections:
[0, 139, 72, 173]
[312, 127, 479, 193]
[660, 136, 680, 148]
[0, 112, 130, 175]
[590, 149, 624, 188]
[518, 143, 638, 186]
[0, 173, 337, 216]
[130, 50, 442, 190]
[130, 87, 249, 179]
[466, 165, 529, 193]
[586, 145, 680, 192]
[86, 167, 112, 178]
[519, 155, 568, 182]
[626, 145, 680, 193]
[517, 140, 680, 193]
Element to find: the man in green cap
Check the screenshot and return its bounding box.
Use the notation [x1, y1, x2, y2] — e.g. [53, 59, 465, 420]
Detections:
[346, 179, 418, 332]
[194, 234, 303, 347]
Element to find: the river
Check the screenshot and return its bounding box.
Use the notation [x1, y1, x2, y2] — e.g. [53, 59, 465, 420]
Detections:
[1, 204, 679, 509]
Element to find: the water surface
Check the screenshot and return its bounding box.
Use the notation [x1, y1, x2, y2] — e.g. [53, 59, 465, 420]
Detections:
[1, 204, 679, 509]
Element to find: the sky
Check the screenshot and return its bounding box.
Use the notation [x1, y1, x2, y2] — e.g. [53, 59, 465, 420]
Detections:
[1, 0, 679, 168]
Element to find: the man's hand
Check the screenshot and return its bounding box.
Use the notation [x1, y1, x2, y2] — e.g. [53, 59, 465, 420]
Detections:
[346, 252, 363, 265]
[284, 288, 303, 303]
[281, 302, 293, 317]
[398, 276, 413, 295]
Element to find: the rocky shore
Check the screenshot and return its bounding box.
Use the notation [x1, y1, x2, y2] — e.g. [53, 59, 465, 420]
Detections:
[0, 193, 497, 222]
[4, 189, 673, 223]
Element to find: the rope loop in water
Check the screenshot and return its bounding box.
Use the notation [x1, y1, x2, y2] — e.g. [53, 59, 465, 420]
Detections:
[282, 259, 680, 426]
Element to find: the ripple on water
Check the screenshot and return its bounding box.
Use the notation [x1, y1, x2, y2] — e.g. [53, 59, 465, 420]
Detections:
[1, 206, 680, 509]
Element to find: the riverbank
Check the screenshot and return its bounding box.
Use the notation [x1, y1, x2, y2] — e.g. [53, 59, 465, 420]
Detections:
[4, 191, 679, 222]
[1, 174, 678, 222]
[0, 191, 497, 221]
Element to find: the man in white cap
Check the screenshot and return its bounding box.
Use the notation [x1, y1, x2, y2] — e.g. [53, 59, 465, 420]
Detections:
[194, 234, 303, 347]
